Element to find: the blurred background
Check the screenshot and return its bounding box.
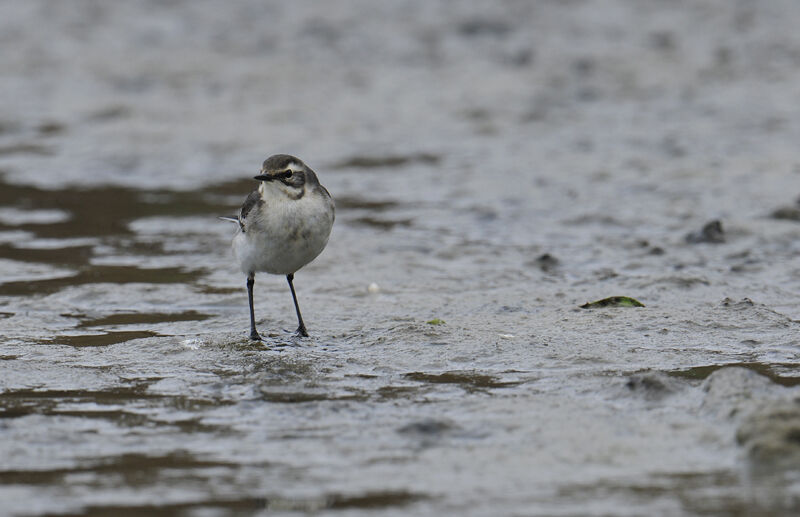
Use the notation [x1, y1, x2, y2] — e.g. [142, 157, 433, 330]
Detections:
[1, 1, 800, 515]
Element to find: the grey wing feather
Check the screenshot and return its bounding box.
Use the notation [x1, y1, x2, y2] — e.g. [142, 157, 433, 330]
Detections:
[218, 190, 261, 232]
[238, 190, 263, 232]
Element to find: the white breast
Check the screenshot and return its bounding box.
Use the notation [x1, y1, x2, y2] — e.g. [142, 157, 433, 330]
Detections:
[232, 186, 334, 275]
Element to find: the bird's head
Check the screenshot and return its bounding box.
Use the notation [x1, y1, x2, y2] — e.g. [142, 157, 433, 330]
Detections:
[255, 154, 317, 199]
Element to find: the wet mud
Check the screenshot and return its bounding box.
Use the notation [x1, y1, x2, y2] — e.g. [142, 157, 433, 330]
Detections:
[2, 1, 800, 515]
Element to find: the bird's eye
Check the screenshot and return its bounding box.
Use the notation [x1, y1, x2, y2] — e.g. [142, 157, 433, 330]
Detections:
[285, 170, 293, 177]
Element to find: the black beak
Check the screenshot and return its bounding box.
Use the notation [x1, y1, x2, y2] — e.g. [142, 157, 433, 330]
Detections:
[254, 174, 274, 181]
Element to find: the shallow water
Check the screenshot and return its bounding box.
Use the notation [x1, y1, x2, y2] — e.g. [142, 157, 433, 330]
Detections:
[2, 1, 800, 515]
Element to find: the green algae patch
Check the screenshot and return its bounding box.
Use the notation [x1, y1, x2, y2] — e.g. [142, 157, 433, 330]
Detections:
[580, 296, 645, 309]
[426, 318, 445, 325]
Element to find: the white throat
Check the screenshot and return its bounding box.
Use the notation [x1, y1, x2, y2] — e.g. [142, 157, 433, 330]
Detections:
[258, 179, 303, 201]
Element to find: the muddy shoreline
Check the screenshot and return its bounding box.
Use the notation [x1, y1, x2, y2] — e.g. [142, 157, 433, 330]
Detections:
[2, 1, 800, 515]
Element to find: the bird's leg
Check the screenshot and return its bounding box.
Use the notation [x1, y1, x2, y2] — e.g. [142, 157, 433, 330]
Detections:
[286, 274, 308, 337]
[247, 273, 261, 341]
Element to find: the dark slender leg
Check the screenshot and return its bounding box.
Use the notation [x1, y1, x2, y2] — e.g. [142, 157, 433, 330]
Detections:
[286, 273, 308, 337]
[247, 273, 261, 341]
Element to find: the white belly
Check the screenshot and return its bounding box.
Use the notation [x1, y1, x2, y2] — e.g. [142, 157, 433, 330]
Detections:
[233, 191, 334, 275]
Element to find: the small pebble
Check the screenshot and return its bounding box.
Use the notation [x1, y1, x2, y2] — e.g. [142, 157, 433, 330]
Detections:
[686, 219, 725, 244]
[368, 282, 380, 294]
[182, 338, 202, 350]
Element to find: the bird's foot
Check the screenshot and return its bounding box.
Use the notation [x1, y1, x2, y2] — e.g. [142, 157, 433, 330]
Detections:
[249, 330, 262, 341]
[295, 325, 308, 338]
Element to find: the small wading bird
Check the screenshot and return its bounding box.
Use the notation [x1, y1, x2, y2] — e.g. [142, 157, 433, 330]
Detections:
[221, 154, 335, 340]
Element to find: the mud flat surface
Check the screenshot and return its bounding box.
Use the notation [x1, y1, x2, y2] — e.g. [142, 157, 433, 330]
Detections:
[2, 1, 800, 515]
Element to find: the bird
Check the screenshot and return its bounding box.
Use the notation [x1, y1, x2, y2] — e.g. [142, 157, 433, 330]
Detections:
[221, 154, 335, 340]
